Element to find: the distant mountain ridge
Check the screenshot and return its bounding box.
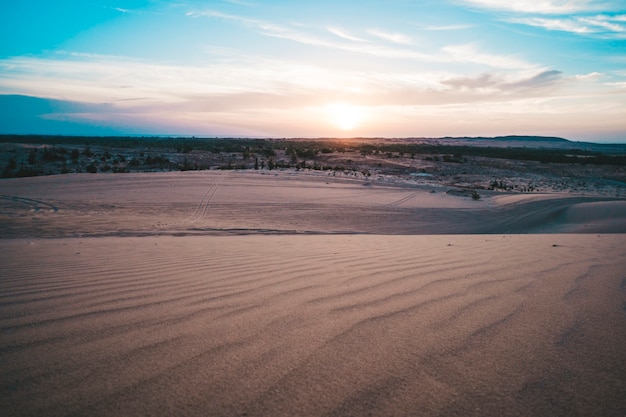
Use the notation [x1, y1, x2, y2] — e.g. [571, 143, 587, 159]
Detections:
[431, 135, 626, 154]
[475, 135, 569, 142]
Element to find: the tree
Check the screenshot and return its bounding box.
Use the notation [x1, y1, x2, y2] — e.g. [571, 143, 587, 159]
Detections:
[28, 149, 37, 165]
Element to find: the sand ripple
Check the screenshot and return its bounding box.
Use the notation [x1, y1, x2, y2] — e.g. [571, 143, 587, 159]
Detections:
[1, 235, 625, 417]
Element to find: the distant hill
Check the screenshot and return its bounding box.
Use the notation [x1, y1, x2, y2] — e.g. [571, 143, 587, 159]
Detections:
[485, 135, 569, 142]
[433, 135, 626, 154]
[1, 133, 625, 155]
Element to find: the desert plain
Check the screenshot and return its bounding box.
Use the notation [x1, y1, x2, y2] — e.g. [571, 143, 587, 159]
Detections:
[1, 138, 626, 417]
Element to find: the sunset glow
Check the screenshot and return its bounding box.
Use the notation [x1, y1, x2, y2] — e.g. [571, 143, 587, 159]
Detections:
[326, 103, 364, 131]
[1, 1, 625, 141]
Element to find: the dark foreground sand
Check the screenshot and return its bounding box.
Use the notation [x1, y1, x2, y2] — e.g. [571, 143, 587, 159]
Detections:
[1, 172, 625, 416]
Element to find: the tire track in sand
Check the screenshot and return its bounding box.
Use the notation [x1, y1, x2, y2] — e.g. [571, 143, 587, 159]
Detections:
[187, 172, 228, 223]
[385, 191, 420, 208]
[0, 195, 59, 212]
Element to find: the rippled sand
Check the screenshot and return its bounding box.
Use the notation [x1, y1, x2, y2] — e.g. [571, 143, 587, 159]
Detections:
[1, 172, 625, 416]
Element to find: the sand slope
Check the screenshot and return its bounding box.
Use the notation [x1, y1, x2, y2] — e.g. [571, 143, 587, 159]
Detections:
[1, 234, 625, 417]
[1, 171, 626, 237]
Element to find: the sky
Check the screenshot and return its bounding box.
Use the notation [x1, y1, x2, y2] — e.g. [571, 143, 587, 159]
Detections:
[1, 0, 625, 142]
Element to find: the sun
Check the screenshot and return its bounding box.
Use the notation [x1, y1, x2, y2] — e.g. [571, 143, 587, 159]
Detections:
[326, 102, 364, 131]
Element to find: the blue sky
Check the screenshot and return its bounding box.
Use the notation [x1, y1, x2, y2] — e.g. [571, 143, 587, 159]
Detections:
[1, 0, 625, 142]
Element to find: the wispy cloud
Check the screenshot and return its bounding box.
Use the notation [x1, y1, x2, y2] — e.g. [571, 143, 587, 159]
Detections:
[327, 27, 367, 42]
[419, 24, 475, 31]
[509, 14, 626, 37]
[0, 51, 530, 115]
[442, 43, 534, 70]
[367, 29, 413, 45]
[105, 5, 148, 15]
[188, 10, 535, 69]
[187, 10, 345, 50]
[5, 5, 621, 136]
[1, 52, 622, 138]
[2, 0, 624, 139]
[506, 69, 564, 89]
[440, 70, 564, 94]
[457, 0, 626, 37]
[0, 50, 576, 112]
[458, 0, 618, 15]
[186, 10, 257, 24]
[0, 53, 364, 105]
[574, 71, 603, 80]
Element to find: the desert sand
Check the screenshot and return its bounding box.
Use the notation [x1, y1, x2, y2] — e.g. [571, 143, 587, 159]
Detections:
[2, 170, 626, 237]
[1, 171, 625, 417]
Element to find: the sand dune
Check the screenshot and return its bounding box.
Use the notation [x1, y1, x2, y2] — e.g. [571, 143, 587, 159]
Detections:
[1, 235, 625, 417]
[1, 171, 625, 416]
[1, 171, 625, 237]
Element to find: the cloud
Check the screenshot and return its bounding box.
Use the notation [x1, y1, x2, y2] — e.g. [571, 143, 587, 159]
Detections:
[0, 95, 130, 135]
[0, 44, 559, 120]
[573, 72, 603, 82]
[1, 54, 622, 138]
[509, 17, 591, 34]
[508, 14, 626, 37]
[187, 10, 354, 51]
[419, 24, 475, 31]
[506, 69, 564, 88]
[186, 10, 258, 25]
[1, 3, 623, 139]
[367, 29, 413, 45]
[457, 0, 618, 14]
[188, 10, 536, 69]
[0, 51, 543, 126]
[327, 27, 367, 42]
[441, 70, 564, 93]
[457, 0, 626, 37]
[441, 44, 534, 70]
[0, 53, 367, 105]
[106, 5, 148, 15]
[441, 73, 501, 90]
